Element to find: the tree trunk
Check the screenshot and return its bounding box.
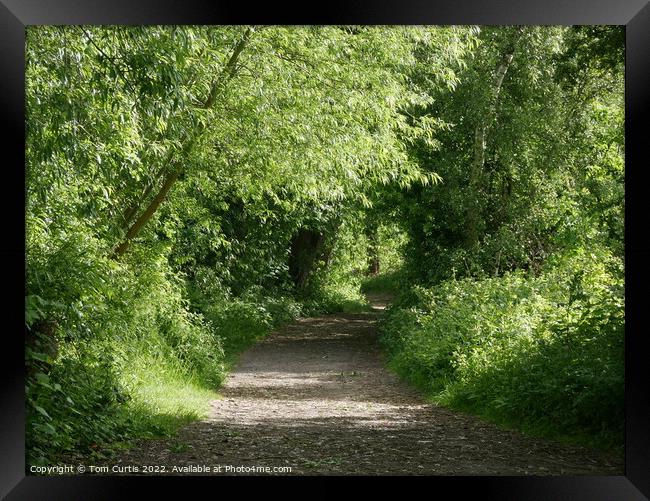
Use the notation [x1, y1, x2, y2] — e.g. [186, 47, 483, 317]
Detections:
[365, 218, 380, 276]
[112, 168, 181, 257]
[201, 27, 252, 109]
[465, 28, 523, 249]
[111, 27, 253, 258]
[288, 228, 326, 291]
[120, 174, 158, 231]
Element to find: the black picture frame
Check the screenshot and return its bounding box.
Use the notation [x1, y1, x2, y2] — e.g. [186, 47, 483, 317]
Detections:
[2, 1, 648, 498]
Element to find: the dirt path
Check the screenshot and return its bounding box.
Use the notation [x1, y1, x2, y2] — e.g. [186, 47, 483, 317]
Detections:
[106, 293, 622, 475]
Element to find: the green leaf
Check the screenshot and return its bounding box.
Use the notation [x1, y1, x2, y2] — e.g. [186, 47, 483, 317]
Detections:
[34, 405, 52, 420]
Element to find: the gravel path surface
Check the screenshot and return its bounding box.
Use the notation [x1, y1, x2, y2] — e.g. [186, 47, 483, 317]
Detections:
[104, 293, 623, 475]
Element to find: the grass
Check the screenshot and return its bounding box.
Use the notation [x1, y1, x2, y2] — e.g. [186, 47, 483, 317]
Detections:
[124, 355, 218, 434]
[170, 441, 191, 453]
[300, 278, 372, 315]
[360, 268, 403, 295]
[78, 351, 221, 461]
[105, 280, 369, 458]
[80, 291, 302, 462]
[114, 277, 373, 454]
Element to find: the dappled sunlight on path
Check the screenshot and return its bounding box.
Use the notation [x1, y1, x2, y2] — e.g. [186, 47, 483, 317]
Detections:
[107, 295, 622, 475]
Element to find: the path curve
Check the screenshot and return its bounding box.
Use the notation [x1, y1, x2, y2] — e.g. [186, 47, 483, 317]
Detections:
[108, 294, 622, 475]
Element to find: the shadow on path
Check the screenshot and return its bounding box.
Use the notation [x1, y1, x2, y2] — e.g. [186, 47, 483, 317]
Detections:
[105, 294, 623, 475]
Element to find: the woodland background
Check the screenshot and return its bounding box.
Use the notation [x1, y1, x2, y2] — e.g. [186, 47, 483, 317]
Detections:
[25, 25, 624, 464]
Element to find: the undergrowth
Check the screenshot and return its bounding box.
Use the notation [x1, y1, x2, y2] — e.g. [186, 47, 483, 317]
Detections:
[26, 232, 366, 467]
[379, 247, 624, 452]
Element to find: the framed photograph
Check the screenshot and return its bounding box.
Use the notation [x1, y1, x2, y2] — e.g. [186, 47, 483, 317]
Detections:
[3, 0, 648, 498]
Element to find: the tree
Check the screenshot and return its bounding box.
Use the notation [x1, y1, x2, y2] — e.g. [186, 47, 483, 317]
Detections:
[465, 26, 524, 248]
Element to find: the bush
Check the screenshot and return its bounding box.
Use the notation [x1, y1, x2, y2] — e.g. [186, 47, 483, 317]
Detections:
[25, 231, 230, 465]
[380, 245, 624, 449]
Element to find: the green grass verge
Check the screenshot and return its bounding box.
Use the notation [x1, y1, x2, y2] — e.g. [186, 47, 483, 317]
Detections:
[360, 269, 404, 295]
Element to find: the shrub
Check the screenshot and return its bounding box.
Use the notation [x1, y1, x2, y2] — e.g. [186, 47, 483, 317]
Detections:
[380, 245, 624, 448]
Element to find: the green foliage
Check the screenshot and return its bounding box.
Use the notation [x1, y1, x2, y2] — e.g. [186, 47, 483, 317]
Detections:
[25, 24, 624, 465]
[25, 237, 224, 464]
[392, 26, 623, 284]
[196, 288, 302, 355]
[361, 269, 406, 295]
[376, 27, 624, 451]
[27, 25, 471, 464]
[381, 246, 624, 449]
[299, 217, 372, 314]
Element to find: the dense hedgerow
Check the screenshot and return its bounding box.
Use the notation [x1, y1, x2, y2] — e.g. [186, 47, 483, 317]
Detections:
[25, 215, 361, 465]
[25, 25, 624, 467]
[380, 246, 624, 448]
[25, 224, 304, 465]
